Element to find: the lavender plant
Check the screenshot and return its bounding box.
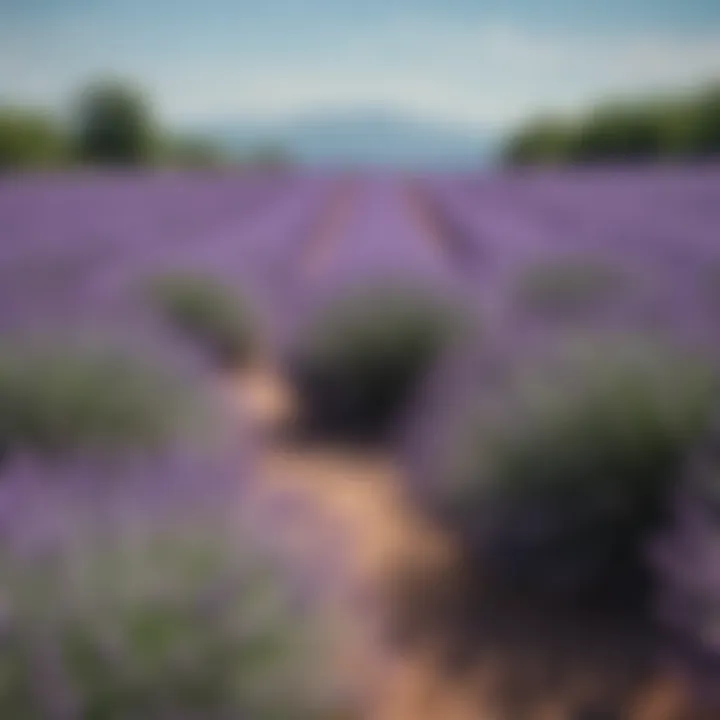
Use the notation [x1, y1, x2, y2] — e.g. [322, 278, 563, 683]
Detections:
[289, 282, 471, 441]
[146, 273, 257, 369]
[0, 342, 186, 462]
[514, 256, 628, 319]
[0, 454, 343, 719]
[431, 339, 717, 602]
[651, 418, 720, 661]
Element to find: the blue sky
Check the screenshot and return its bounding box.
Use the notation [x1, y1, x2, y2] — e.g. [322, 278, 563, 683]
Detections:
[2, 0, 720, 130]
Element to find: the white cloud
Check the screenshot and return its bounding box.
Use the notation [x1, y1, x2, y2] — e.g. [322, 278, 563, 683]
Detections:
[2, 16, 720, 129]
[158, 21, 720, 127]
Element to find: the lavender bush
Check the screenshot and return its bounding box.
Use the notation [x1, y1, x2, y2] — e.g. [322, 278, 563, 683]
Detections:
[651, 419, 720, 664]
[514, 256, 628, 319]
[431, 339, 717, 602]
[0, 453, 343, 719]
[289, 282, 471, 441]
[0, 342, 186, 462]
[147, 274, 257, 369]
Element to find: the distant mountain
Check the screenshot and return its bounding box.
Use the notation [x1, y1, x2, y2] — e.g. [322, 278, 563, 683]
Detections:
[197, 110, 498, 169]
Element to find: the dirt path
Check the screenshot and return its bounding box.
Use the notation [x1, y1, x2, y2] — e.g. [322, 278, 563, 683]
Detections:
[302, 179, 359, 280]
[402, 182, 466, 274]
[228, 361, 488, 720]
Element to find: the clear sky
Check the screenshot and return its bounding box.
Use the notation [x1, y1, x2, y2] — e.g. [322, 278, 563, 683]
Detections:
[2, 0, 720, 130]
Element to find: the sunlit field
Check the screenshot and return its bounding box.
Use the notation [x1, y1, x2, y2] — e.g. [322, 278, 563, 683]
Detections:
[1, 163, 720, 718]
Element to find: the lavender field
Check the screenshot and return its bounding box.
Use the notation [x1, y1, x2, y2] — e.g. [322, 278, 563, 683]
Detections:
[2, 166, 720, 719]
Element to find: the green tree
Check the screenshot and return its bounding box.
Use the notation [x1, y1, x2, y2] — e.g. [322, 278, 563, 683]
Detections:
[0, 108, 66, 170]
[652, 100, 698, 158]
[692, 84, 720, 156]
[570, 105, 662, 161]
[503, 81, 720, 166]
[504, 117, 573, 165]
[73, 80, 156, 164]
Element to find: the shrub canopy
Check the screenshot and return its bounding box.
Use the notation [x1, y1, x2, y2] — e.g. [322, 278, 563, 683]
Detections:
[290, 283, 472, 440]
[0, 343, 184, 460]
[0, 478, 338, 719]
[148, 274, 257, 369]
[435, 339, 718, 598]
[514, 257, 627, 318]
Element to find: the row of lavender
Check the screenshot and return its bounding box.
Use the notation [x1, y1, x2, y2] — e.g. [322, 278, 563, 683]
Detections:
[423, 167, 720, 343]
[3, 165, 720, 716]
[0, 171, 337, 343]
[396, 167, 720, 712]
[0, 170, 351, 718]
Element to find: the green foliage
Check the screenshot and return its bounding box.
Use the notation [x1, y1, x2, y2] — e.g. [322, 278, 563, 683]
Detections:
[245, 144, 294, 168]
[73, 80, 157, 165]
[503, 82, 720, 165]
[0, 108, 67, 170]
[438, 340, 717, 598]
[0, 343, 184, 459]
[503, 117, 575, 165]
[0, 80, 292, 171]
[692, 84, 720, 155]
[291, 284, 471, 440]
[514, 257, 628, 318]
[159, 136, 225, 168]
[148, 274, 256, 368]
[567, 104, 662, 161]
[0, 512, 339, 719]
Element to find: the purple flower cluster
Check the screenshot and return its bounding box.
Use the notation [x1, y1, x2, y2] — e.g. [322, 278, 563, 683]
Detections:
[420, 166, 720, 351]
[0, 170, 353, 716]
[3, 163, 720, 710]
[0, 446, 342, 719]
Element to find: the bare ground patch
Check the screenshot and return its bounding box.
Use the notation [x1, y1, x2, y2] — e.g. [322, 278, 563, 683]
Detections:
[225, 361, 486, 719]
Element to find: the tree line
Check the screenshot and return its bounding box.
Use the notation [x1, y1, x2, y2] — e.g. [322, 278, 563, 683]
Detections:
[0, 80, 289, 171]
[503, 82, 720, 166]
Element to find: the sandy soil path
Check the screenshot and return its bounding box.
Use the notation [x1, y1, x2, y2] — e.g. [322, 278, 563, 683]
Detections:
[302, 179, 359, 279]
[229, 360, 488, 720]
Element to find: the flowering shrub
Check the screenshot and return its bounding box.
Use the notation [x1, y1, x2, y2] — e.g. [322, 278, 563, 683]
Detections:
[0, 342, 184, 461]
[431, 339, 717, 600]
[290, 283, 471, 441]
[514, 257, 628, 319]
[0, 455, 342, 719]
[148, 273, 257, 368]
[651, 419, 720, 664]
